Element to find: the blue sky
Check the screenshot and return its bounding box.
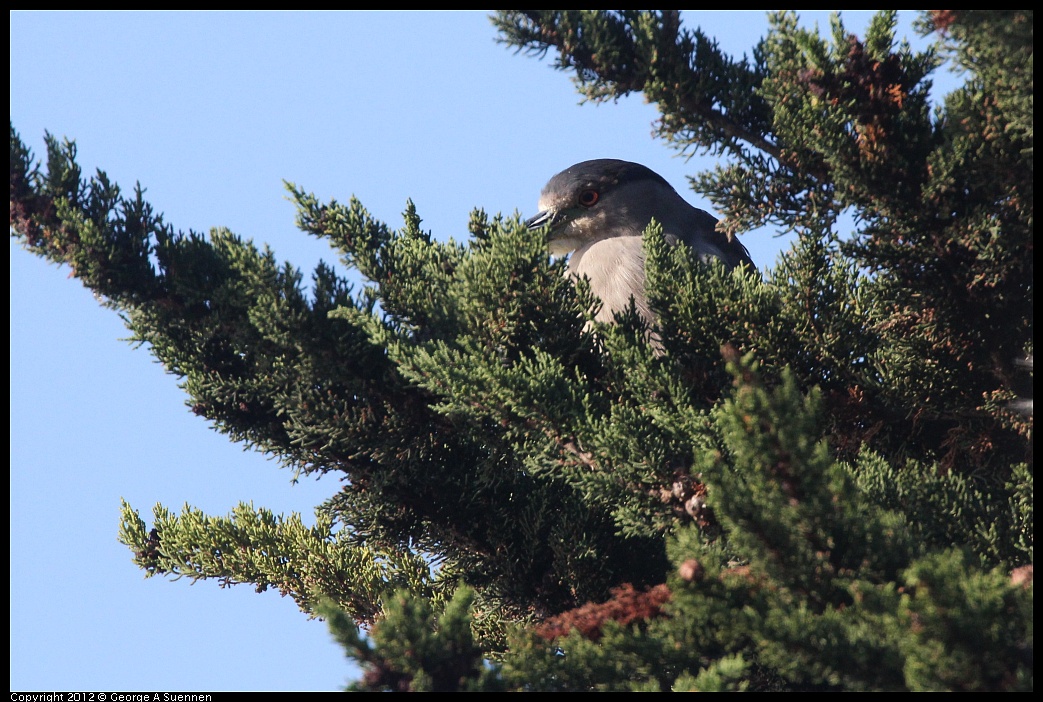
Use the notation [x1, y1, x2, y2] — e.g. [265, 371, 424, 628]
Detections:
[10, 10, 958, 692]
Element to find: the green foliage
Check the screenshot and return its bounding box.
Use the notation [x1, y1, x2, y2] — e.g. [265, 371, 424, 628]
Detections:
[852, 448, 1033, 567]
[318, 585, 501, 691]
[117, 499, 434, 624]
[897, 549, 1033, 691]
[10, 9, 1032, 692]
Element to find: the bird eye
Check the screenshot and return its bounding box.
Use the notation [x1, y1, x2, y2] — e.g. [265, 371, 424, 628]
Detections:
[578, 189, 599, 207]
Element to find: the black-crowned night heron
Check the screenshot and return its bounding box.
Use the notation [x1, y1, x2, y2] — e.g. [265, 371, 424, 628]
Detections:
[526, 159, 754, 325]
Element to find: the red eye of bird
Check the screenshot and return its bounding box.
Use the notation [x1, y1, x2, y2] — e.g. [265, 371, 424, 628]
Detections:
[578, 189, 599, 207]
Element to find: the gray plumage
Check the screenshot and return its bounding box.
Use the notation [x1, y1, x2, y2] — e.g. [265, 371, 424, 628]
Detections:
[527, 159, 753, 325]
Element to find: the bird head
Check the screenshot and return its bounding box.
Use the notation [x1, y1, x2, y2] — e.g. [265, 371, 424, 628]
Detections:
[526, 158, 753, 270]
[526, 159, 678, 256]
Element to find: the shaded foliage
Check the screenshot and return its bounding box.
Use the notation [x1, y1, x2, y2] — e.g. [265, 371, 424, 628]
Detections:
[10, 9, 1031, 691]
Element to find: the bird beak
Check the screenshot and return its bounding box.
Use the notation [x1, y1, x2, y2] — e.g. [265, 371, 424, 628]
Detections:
[528, 209, 578, 256]
[525, 209, 559, 231]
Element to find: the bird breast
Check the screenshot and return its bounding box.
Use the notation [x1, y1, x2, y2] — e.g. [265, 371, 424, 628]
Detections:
[567, 236, 652, 323]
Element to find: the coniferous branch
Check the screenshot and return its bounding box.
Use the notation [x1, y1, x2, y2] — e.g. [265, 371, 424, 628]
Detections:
[11, 122, 677, 624]
[118, 500, 435, 624]
[9, 9, 1032, 691]
[493, 10, 779, 162]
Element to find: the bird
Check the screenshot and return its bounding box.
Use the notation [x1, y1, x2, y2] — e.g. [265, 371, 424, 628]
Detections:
[526, 159, 754, 326]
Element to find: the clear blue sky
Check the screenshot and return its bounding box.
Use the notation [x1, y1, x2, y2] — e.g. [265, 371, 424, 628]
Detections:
[10, 10, 958, 692]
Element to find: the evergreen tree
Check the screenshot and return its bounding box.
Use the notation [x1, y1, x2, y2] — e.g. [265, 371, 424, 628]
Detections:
[9, 10, 1031, 691]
